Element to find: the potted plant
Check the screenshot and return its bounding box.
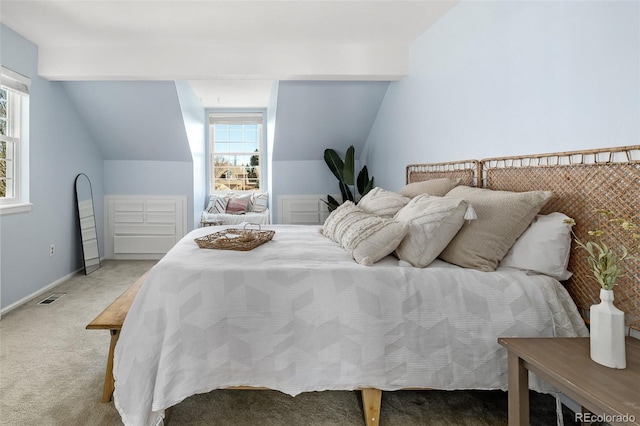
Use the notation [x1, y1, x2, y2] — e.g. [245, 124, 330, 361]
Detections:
[323, 145, 374, 212]
[565, 210, 640, 368]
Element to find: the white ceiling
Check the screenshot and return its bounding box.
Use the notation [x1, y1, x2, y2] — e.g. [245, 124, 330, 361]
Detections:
[0, 1, 459, 107]
[188, 79, 275, 108]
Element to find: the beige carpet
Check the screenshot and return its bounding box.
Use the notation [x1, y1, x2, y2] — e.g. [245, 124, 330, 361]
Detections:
[0, 260, 577, 426]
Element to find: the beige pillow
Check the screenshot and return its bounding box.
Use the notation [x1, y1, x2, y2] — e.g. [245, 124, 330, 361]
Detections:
[399, 178, 462, 198]
[393, 195, 468, 268]
[357, 187, 410, 217]
[322, 201, 409, 266]
[439, 186, 553, 271]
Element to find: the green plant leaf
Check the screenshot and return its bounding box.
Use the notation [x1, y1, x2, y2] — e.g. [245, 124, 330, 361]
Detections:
[363, 176, 374, 195]
[322, 195, 341, 212]
[339, 181, 354, 202]
[362, 176, 375, 195]
[324, 149, 344, 182]
[342, 145, 355, 185]
[356, 166, 369, 195]
[621, 246, 629, 260]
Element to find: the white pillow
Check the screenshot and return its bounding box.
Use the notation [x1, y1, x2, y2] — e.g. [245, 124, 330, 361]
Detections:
[322, 201, 409, 266]
[393, 195, 468, 268]
[357, 187, 411, 217]
[206, 193, 233, 213]
[499, 212, 573, 280]
[251, 192, 269, 213]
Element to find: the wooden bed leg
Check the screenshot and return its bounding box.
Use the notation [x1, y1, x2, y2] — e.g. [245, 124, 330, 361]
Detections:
[360, 388, 382, 426]
[102, 329, 120, 402]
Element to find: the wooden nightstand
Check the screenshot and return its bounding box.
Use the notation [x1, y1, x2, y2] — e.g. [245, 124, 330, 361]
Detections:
[498, 337, 639, 426]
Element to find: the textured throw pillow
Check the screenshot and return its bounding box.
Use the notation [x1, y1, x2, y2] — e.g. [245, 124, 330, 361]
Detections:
[251, 192, 269, 213]
[399, 178, 461, 198]
[238, 193, 254, 211]
[439, 186, 553, 271]
[226, 196, 250, 214]
[322, 201, 409, 266]
[499, 212, 573, 280]
[393, 195, 468, 268]
[357, 187, 411, 217]
[206, 194, 231, 214]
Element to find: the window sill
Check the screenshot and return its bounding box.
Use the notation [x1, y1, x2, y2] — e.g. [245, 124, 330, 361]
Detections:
[0, 202, 33, 216]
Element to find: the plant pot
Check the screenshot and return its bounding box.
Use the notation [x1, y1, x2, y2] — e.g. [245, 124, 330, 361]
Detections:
[590, 289, 626, 369]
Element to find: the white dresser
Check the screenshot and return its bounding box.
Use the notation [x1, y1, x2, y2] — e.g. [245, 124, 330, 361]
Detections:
[277, 195, 333, 225]
[105, 195, 187, 259]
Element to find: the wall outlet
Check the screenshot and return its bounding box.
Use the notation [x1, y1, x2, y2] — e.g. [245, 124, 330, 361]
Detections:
[49, 244, 55, 257]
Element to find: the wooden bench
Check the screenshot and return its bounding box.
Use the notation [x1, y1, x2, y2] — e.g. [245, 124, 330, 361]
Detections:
[86, 271, 149, 402]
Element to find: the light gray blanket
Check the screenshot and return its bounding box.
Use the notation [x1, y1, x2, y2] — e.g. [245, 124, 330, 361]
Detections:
[114, 225, 588, 426]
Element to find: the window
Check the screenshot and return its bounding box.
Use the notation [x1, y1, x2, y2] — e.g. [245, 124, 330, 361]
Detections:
[209, 113, 263, 192]
[0, 66, 30, 213]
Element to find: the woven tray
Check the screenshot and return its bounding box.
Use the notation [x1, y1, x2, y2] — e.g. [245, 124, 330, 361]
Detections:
[195, 223, 275, 251]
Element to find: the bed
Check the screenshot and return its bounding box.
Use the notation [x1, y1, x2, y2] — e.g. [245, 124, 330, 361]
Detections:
[113, 145, 640, 426]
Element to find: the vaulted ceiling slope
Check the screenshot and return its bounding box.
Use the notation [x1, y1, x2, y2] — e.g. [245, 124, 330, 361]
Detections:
[272, 81, 389, 161]
[62, 81, 193, 161]
[62, 79, 388, 165]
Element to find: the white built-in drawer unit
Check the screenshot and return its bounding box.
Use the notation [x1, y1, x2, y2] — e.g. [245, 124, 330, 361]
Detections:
[105, 195, 187, 259]
[278, 195, 333, 225]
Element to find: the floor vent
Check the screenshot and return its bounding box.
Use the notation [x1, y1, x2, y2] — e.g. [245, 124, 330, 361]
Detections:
[37, 293, 66, 305]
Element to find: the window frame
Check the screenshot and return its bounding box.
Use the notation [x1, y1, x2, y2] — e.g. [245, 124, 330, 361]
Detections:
[0, 66, 31, 215]
[208, 112, 264, 194]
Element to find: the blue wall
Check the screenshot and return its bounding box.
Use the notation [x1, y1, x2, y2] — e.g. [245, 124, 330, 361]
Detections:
[1, 24, 104, 311]
[270, 81, 388, 221]
[103, 159, 194, 229]
[175, 81, 206, 227]
[365, 1, 640, 190]
[62, 81, 193, 162]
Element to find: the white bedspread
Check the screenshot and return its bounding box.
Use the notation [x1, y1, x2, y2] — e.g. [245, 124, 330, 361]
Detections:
[113, 225, 588, 426]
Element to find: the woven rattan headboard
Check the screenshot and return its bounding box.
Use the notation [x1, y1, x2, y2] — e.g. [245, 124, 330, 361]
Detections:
[408, 146, 640, 330]
[406, 160, 480, 187]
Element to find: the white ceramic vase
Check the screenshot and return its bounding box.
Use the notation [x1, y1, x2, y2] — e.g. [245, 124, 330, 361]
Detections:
[590, 289, 626, 369]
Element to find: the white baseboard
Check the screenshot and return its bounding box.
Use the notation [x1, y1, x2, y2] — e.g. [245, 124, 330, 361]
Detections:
[0, 268, 82, 318]
[107, 253, 164, 261]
